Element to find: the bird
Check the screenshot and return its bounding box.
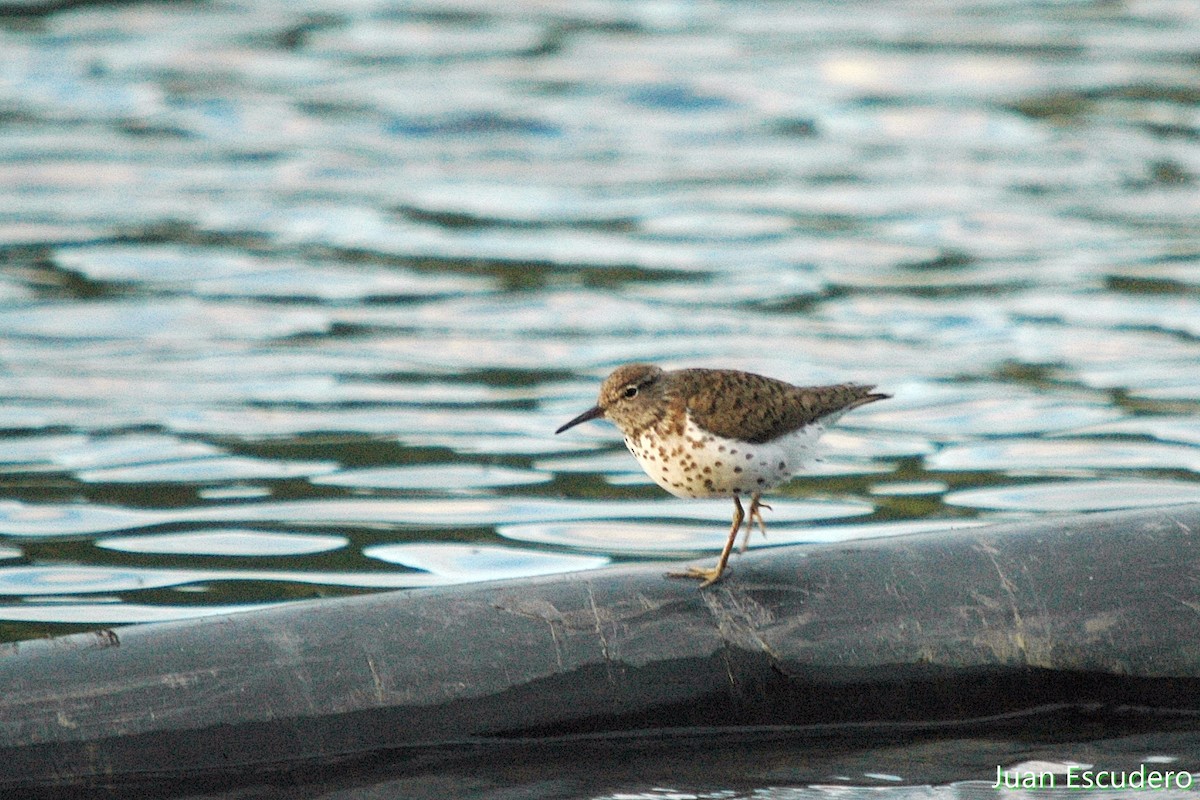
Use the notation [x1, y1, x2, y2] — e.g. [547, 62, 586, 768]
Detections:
[555, 364, 889, 586]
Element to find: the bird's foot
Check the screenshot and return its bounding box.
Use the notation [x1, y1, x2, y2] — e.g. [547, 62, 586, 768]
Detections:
[750, 500, 772, 535]
[739, 499, 772, 553]
[667, 564, 726, 588]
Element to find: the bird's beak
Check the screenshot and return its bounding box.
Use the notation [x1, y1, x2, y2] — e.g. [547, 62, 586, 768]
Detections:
[555, 405, 604, 434]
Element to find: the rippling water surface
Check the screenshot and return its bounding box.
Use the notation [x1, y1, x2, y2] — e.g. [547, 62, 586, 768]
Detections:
[1, 0, 1198, 794]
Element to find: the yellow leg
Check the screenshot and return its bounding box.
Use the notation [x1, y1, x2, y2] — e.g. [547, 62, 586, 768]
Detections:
[669, 494, 744, 587]
[738, 492, 770, 553]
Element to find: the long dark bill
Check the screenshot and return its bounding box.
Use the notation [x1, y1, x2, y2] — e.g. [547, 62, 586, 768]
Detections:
[554, 405, 604, 434]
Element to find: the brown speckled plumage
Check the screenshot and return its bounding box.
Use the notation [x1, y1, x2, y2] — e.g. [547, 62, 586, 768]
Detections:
[660, 368, 885, 444]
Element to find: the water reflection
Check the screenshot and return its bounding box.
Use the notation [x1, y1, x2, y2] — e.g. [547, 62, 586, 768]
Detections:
[312, 463, 553, 490]
[0, 0, 1194, 666]
[944, 479, 1200, 513]
[497, 515, 958, 555]
[94, 530, 349, 557]
[363, 542, 609, 579]
[0, 565, 443, 595]
[929, 439, 1200, 474]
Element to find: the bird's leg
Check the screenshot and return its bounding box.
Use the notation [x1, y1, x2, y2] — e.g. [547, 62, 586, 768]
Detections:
[669, 494, 743, 587]
[739, 492, 771, 553]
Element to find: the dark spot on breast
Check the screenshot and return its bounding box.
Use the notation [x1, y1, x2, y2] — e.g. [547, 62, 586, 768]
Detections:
[734, 466, 743, 474]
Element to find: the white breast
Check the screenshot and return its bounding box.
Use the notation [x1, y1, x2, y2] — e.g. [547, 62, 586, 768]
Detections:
[623, 414, 828, 499]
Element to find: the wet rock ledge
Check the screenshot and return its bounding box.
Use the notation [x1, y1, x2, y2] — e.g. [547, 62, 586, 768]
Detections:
[2, 504, 1199, 797]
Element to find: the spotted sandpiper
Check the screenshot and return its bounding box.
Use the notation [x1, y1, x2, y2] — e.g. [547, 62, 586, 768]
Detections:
[555, 364, 889, 587]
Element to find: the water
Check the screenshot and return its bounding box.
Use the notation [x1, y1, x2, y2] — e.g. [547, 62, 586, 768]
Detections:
[0, 0, 1198, 795]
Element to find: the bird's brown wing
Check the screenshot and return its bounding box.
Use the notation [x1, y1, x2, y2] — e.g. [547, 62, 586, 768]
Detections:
[676, 369, 888, 444]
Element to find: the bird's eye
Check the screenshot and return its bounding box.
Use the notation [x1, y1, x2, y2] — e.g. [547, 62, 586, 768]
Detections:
[622, 385, 639, 399]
